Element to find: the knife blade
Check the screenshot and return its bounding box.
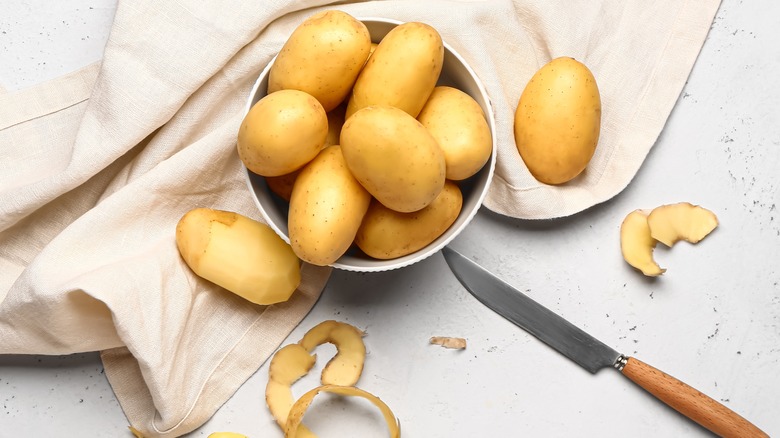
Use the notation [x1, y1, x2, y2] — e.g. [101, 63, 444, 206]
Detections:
[442, 246, 767, 438]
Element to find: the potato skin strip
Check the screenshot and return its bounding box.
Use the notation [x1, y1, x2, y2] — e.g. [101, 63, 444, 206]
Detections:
[298, 320, 366, 386]
[429, 336, 467, 349]
[284, 384, 401, 438]
[266, 343, 317, 436]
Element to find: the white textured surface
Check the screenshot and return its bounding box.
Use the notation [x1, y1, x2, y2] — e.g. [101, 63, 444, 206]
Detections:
[1, 1, 779, 437]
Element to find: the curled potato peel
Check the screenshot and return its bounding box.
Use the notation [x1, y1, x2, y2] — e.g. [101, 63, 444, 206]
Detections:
[647, 202, 718, 247]
[266, 344, 317, 437]
[266, 320, 388, 437]
[620, 203, 718, 276]
[284, 385, 401, 438]
[298, 320, 366, 386]
[620, 209, 666, 277]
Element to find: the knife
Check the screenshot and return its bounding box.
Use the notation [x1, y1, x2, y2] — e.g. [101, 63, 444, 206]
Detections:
[441, 246, 767, 438]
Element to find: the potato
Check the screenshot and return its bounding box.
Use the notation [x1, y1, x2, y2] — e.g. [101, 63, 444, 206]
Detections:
[355, 181, 462, 259]
[346, 22, 444, 119]
[265, 104, 347, 202]
[340, 105, 446, 213]
[268, 10, 371, 112]
[237, 89, 328, 177]
[514, 57, 601, 185]
[267, 102, 347, 201]
[288, 145, 371, 266]
[265, 169, 300, 202]
[175, 208, 300, 305]
[324, 102, 347, 148]
[418, 86, 492, 180]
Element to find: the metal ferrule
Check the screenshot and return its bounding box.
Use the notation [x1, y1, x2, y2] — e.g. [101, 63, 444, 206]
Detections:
[613, 354, 629, 371]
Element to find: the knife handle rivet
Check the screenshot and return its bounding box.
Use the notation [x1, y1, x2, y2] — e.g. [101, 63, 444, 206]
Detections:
[614, 354, 628, 371]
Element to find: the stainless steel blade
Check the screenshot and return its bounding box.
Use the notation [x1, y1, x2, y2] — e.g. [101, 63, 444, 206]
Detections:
[442, 247, 620, 373]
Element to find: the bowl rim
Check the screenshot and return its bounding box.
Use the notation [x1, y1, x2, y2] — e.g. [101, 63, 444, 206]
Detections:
[241, 17, 497, 272]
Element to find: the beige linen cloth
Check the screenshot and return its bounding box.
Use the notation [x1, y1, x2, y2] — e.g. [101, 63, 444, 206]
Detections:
[0, 0, 720, 436]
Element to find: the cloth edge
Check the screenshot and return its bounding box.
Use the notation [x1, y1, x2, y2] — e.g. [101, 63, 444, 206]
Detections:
[0, 62, 101, 131]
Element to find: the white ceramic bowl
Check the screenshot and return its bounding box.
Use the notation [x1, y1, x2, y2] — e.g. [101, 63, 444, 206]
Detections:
[242, 17, 496, 272]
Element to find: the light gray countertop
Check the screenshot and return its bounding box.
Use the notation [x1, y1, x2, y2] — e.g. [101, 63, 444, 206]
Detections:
[2, 1, 778, 436]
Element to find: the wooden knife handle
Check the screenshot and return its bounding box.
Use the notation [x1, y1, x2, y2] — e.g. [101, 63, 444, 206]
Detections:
[621, 357, 767, 437]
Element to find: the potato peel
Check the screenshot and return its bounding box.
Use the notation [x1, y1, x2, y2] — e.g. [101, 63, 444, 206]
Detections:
[284, 384, 401, 438]
[620, 209, 666, 277]
[429, 336, 467, 350]
[266, 343, 317, 436]
[267, 320, 385, 437]
[647, 202, 718, 247]
[298, 320, 366, 386]
[620, 203, 718, 277]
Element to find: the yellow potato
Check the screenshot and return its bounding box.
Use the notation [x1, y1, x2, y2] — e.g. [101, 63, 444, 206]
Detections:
[324, 102, 347, 148]
[265, 103, 345, 202]
[355, 181, 462, 259]
[265, 169, 300, 202]
[346, 22, 443, 118]
[175, 208, 301, 305]
[288, 146, 371, 266]
[418, 86, 492, 180]
[514, 57, 601, 185]
[237, 89, 328, 177]
[268, 10, 371, 112]
[340, 105, 446, 213]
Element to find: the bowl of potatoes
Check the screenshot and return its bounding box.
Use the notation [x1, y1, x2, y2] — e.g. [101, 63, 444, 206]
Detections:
[239, 11, 496, 272]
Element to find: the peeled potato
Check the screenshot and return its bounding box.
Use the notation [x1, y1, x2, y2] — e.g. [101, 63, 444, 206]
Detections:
[175, 208, 301, 305]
